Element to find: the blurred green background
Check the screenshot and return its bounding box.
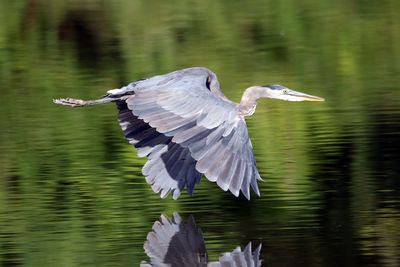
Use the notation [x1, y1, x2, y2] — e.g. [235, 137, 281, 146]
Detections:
[0, 0, 399, 266]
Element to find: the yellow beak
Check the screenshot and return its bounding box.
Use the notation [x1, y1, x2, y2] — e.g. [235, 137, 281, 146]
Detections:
[288, 90, 325, 101]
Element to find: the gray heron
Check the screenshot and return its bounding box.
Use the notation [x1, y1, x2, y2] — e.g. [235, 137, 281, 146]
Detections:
[54, 67, 324, 200]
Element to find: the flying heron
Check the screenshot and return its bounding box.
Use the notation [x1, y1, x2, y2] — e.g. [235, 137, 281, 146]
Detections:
[54, 67, 324, 200]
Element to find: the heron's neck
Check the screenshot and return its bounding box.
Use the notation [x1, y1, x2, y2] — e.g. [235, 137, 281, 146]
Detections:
[238, 86, 266, 116]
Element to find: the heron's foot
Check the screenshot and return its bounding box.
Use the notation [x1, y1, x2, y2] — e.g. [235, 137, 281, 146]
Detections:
[53, 98, 87, 107]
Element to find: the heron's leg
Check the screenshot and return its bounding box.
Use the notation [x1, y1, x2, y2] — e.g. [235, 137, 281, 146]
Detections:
[53, 96, 124, 107]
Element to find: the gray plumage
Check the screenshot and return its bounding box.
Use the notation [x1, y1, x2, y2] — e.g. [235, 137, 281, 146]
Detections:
[140, 213, 262, 267]
[54, 67, 324, 200]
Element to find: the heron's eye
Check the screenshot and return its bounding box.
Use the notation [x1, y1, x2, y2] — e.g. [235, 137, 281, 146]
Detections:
[283, 89, 288, 94]
[205, 76, 211, 90]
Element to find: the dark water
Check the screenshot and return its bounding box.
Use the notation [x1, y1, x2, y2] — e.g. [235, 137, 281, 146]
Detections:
[1, 1, 400, 266]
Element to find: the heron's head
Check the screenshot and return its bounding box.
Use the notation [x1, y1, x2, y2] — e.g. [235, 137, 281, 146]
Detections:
[239, 84, 324, 116]
[260, 85, 325, 102]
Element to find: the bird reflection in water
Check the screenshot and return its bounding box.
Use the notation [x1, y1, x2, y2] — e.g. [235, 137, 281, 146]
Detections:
[140, 212, 262, 267]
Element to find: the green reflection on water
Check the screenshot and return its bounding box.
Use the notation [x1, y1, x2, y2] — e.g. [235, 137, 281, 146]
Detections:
[0, 0, 400, 266]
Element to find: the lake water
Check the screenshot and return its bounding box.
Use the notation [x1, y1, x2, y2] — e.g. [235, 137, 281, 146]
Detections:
[0, 1, 399, 266]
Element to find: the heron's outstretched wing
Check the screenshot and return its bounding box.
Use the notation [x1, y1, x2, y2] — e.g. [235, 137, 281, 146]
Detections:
[118, 100, 202, 200]
[141, 213, 208, 267]
[116, 67, 262, 199]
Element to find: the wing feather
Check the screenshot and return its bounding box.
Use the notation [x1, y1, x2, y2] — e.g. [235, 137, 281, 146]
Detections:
[117, 100, 202, 199]
[198, 129, 236, 177]
[190, 127, 224, 160]
[114, 67, 262, 199]
[177, 127, 214, 147]
[241, 162, 252, 200]
[216, 153, 237, 191]
[186, 161, 202, 195]
[163, 120, 198, 137]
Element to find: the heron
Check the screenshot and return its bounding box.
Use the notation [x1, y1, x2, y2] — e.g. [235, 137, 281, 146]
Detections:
[140, 212, 262, 267]
[54, 67, 324, 200]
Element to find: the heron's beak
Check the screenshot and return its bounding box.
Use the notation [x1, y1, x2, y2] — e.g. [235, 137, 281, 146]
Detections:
[288, 90, 325, 102]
